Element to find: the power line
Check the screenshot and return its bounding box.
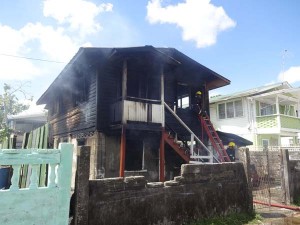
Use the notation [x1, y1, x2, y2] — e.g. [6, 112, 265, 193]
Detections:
[0, 53, 66, 64]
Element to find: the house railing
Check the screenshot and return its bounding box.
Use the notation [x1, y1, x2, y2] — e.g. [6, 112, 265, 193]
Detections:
[164, 102, 219, 163]
[248, 145, 300, 151]
[256, 114, 300, 130]
[0, 143, 73, 225]
[110, 99, 163, 124]
[280, 115, 300, 129]
[256, 115, 277, 128]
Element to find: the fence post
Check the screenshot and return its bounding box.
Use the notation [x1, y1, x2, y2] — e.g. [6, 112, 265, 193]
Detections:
[74, 146, 91, 225]
[281, 149, 292, 204]
[243, 148, 253, 212]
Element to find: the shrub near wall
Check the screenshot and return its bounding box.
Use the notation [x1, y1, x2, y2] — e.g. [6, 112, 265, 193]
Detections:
[88, 163, 252, 225]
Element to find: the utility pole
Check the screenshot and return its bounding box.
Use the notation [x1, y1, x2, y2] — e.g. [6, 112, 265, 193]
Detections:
[281, 49, 288, 81]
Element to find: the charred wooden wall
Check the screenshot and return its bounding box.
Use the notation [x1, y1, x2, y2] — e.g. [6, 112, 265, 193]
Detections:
[164, 70, 203, 138]
[49, 70, 97, 138]
[96, 63, 121, 131]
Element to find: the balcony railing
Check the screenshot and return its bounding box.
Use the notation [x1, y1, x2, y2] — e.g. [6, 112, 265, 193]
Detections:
[110, 99, 163, 124]
[256, 114, 300, 131]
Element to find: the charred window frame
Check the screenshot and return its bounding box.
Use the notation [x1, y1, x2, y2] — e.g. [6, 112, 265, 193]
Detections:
[177, 83, 190, 109]
[50, 96, 60, 116]
[73, 75, 89, 107]
[126, 58, 161, 101]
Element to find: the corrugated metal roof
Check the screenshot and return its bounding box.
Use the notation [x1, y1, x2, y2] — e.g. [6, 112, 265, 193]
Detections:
[37, 46, 231, 105]
[210, 81, 292, 103]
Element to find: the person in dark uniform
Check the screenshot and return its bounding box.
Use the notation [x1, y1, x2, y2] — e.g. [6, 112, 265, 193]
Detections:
[193, 91, 203, 115]
[226, 141, 236, 162]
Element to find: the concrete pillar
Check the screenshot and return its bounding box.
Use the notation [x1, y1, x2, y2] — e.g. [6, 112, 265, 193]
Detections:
[97, 132, 106, 179]
[86, 132, 100, 179]
[74, 146, 90, 225]
[143, 136, 159, 181]
[105, 135, 121, 178]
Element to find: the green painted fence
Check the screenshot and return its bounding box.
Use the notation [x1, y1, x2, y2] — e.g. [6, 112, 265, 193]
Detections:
[0, 143, 73, 225]
[19, 123, 49, 188]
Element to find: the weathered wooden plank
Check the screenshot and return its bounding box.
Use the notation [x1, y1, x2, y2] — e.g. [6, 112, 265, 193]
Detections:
[38, 125, 48, 187]
[21, 133, 29, 149]
[26, 132, 33, 149]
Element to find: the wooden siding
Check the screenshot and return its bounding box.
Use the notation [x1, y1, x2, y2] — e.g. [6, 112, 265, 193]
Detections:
[110, 100, 163, 124]
[49, 71, 97, 137]
[164, 71, 177, 106]
[97, 63, 121, 130]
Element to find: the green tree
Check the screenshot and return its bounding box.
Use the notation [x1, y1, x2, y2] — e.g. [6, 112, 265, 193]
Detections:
[0, 83, 31, 143]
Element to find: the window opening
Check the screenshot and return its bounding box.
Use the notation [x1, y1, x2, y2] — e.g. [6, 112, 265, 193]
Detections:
[218, 99, 243, 119]
[177, 83, 190, 109]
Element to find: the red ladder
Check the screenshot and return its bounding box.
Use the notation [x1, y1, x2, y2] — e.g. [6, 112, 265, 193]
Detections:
[199, 112, 231, 162]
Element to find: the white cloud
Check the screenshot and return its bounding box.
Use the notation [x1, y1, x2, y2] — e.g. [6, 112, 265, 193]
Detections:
[0, 21, 79, 80]
[0, 56, 41, 80]
[146, 0, 236, 48]
[0, 24, 41, 80]
[278, 66, 300, 84]
[43, 0, 113, 36]
[21, 23, 79, 62]
[0, 0, 139, 84]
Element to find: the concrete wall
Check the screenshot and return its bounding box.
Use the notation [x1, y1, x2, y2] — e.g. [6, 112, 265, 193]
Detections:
[248, 151, 281, 179]
[289, 160, 300, 202]
[88, 163, 252, 225]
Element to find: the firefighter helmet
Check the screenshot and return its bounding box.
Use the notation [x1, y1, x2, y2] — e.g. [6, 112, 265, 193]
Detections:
[228, 142, 236, 147]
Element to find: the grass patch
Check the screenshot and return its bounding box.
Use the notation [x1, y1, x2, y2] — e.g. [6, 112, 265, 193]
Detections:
[187, 213, 263, 225]
[293, 196, 300, 206]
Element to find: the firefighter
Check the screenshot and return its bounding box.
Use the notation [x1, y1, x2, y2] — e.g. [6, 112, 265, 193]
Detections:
[226, 141, 236, 162]
[193, 91, 203, 115]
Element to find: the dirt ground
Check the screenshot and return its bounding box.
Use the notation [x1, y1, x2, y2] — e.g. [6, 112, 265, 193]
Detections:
[250, 204, 300, 225]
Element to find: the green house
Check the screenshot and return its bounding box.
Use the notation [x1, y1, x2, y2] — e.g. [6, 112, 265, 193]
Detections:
[210, 82, 300, 148]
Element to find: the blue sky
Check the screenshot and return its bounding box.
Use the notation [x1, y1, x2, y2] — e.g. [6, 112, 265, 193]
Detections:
[1, 0, 300, 110]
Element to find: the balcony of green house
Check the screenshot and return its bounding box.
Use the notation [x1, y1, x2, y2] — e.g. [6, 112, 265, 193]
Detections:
[253, 88, 300, 133]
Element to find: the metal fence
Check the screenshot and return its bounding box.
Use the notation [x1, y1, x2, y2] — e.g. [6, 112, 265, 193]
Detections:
[249, 149, 283, 210]
[240, 146, 300, 211]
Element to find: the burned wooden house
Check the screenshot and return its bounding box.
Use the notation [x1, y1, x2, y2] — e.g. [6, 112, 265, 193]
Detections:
[37, 46, 230, 181]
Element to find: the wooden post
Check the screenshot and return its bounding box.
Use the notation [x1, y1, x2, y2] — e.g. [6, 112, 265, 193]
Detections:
[119, 125, 126, 177]
[122, 59, 127, 100]
[159, 62, 165, 182]
[74, 146, 91, 225]
[159, 128, 165, 182]
[243, 148, 253, 212]
[160, 64, 165, 127]
[281, 148, 292, 204]
[122, 59, 127, 124]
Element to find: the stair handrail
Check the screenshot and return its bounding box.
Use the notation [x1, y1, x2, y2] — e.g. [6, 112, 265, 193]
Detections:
[164, 102, 220, 163]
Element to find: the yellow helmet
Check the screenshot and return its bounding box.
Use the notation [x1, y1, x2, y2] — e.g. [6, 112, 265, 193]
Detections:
[228, 142, 235, 147]
[196, 91, 202, 95]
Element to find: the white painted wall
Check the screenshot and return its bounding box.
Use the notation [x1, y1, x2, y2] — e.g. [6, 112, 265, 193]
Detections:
[210, 97, 253, 141]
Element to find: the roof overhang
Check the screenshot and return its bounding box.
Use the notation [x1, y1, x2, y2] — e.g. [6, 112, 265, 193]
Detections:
[216, 131, 253, 146]
[249, 87, 300, 105]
